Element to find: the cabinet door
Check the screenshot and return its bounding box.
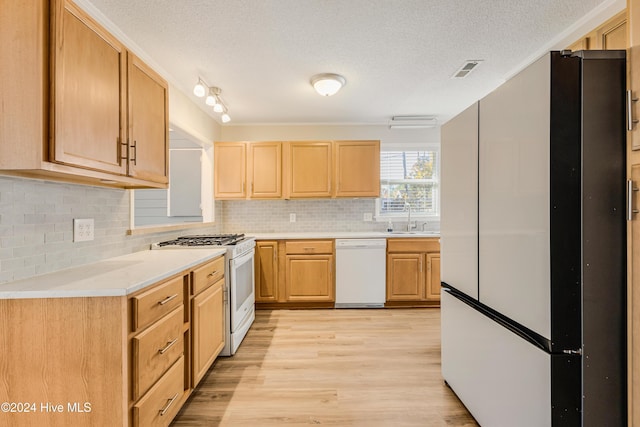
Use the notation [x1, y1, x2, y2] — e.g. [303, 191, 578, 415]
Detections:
[285, 255, 334, 301]
[248, 142, 282, 198]
[334, 141, 380, 197]
[386, 253, 424, 301]
[214, 143, 246, 199]
[597, 12, 627, 50]
[288, 142, 332, 198]
[127, 52, 168, 184]
[255, 241, 278, 302]
[425, 253, 441, 301]
[192, 279, 224, 386]
[0, 0, 46, 169]
[51, 0, 127, 175]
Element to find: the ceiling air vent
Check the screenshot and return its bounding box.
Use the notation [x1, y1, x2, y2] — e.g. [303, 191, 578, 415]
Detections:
[452, 60, 483, 78]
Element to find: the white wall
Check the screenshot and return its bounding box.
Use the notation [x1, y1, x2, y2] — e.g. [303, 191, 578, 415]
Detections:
[220, 123, 440, 150]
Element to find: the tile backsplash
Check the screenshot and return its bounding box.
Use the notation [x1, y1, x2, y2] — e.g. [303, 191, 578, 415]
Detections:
[221, 199, 440, 234]
[0, 176, 220, 284]
[0, 176, 439, 284]
[222, 199, 382, 233]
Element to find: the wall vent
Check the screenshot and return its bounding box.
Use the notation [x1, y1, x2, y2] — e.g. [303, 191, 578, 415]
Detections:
[452, 60, 483, 78]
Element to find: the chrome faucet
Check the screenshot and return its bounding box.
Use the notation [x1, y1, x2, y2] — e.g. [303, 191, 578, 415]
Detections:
[405, 202, 415, 231]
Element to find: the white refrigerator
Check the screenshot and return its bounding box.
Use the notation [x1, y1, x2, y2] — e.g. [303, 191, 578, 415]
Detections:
[440, 50, 627, 426]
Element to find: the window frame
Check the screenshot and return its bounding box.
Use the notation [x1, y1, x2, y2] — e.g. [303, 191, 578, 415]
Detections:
[375, 145, 441, 222]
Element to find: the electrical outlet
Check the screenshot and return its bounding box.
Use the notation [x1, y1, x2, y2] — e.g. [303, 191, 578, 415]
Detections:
[73, 218, 94, 242]
[363, 213, 373, 222]
[289, 213, 296, 223]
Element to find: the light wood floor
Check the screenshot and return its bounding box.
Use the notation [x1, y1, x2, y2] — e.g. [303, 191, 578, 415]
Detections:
[172, 308, 478, 426]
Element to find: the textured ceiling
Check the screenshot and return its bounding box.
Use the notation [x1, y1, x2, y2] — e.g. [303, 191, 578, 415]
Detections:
[82, 0, 624, 125]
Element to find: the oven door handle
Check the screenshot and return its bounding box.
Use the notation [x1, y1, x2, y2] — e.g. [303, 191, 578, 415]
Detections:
[230, 247, 255, 269]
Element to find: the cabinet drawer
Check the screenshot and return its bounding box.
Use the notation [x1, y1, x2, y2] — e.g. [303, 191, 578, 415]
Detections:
[132, 275, 184, 331]
[387, 238, 440, 253]
[133, 355, 184, 427]
[192, 256, 225, 295]
[285, 240, 333, 254]
[132, 306, 184, 400]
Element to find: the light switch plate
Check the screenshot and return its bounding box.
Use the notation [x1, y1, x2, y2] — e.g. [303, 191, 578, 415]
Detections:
[73, 218, 94, 242]
[363, 213, 373, 222]
[289, 213, 296, 223]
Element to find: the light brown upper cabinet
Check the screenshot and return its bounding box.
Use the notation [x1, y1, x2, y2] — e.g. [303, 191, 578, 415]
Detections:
[214, 140, 380, 200]
[214, 142, 246, 199]
[566, 11, 627, 51]
[248, 142, 282, 198]
[0, 0, 168, 189]
[287, 141, 333, 198]
[334, 140, 380, 197]
[51, 0, 128, 176]
[126, 53, 169, 183]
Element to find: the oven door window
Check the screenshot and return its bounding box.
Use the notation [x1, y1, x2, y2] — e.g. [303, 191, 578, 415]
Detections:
[229, 249, 255, 332]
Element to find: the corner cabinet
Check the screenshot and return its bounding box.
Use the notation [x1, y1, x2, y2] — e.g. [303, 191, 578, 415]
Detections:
[386, 238, 441, 307]
[0, 0, 168, 189]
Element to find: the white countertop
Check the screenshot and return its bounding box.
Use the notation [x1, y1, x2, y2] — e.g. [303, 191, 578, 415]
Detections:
[0, 248, 227, 299]
[248, 231, 440, 240]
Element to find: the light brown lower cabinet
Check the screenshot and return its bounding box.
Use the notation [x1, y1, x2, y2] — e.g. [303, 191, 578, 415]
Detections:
[255, 240, 335, 307]
[386, 238, 441, 307]
[191, 277, 225, 386]
[0, 254, 225, 426]
[285, 254, 334, 302]
[255, 240, 279, 302]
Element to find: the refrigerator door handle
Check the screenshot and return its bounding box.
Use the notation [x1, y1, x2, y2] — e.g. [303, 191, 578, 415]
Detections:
[627, 180, 639, 221]
[627, 90, 639, 131]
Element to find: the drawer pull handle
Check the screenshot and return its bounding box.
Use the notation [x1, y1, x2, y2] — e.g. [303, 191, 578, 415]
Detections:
[207, 270, 218, 278]
[158, 338, 179, 354]
[303, 247, 314, 251]
[158, 294, 178, 305]
[159, 392, 179, 416]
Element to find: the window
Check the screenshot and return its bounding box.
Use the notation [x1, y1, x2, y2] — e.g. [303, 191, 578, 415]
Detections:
[376, 149, 440, 219]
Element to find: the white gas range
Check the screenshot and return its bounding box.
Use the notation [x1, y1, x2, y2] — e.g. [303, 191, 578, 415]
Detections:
[152, 234, 256, 356]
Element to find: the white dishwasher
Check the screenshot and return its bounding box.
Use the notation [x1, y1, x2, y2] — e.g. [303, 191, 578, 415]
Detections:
[335, 239, 387, 308]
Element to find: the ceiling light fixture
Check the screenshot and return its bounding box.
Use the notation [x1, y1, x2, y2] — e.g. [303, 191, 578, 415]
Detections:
[205, 87, 217, 106]
[310, 73, 346, 96]
[193, 77, 207, 97]
[389, 115, 438, 129]
[192, 79, 231, 123]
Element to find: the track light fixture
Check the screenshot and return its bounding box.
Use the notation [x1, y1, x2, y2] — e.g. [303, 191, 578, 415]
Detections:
[193, 78, 206, 97]
[192, 79, 231, 123]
